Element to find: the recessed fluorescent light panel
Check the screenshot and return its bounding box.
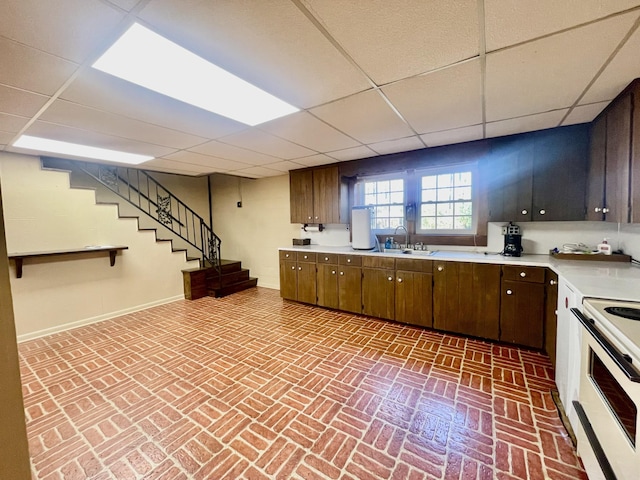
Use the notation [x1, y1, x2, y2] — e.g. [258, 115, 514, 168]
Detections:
[13, 135, 153, 165]
[93, 23, 299, 126]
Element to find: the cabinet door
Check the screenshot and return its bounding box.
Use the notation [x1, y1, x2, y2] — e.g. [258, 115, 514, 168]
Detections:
[297, 262, 317, 305]
[395, 271, 432, 328]
[632, 82, 640, 223]
[317, 264, 339, 309]
[279, 260, 297, 300]
[289, 170, 314, 223]
[313, 166, 340, 224]
[605, 94, 632, 223]
[362, 268, 395, 320]
[545, 271, 559, 365]
[532, 126, 589, 221]
[338, 266, 362, 314]
[433, 261, 460, 333]
[587, 116, 607, 221]
[500, 280, 545, 348]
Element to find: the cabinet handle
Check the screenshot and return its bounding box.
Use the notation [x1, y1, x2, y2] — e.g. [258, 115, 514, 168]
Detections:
[291, 266, 295, 270]
[520, 272, 526, 277]
[506, 289, 513, 295]
[397, 278, 403, 283]
[603, 208, 610, 213]
[594, 207, 602, 213]
[285, 253, 290, 258]
[549, 279, 556, 286]
[437, 266, 444, 272]
[331, 270, 336, 275]
[521, 209, 528, 215]
[388, 276, 393, 281]
[339, 272, 344, 276]
[315, 216, 319, 220]
[347, 259, 351, 263]
[324, 257, 329, 261]
[308, 216, 312, 220]
[303, 255, 308, 259]
[539, 209, 546, 215]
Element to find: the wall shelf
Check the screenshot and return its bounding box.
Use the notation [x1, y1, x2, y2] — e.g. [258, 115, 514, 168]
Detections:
[8, 246, 128, 278]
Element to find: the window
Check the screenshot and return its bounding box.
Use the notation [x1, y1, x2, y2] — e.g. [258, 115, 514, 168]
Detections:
[356, 176, 405, 232]
[418, 167, 476, 234]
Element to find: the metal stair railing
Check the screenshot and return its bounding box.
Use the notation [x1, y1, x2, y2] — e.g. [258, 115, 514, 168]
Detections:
[77, 162, 221, 274]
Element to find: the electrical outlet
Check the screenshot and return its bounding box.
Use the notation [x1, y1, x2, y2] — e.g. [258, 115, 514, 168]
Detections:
[237, 201, 242, 208]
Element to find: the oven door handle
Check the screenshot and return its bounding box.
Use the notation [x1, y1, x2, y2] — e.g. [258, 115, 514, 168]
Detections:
[571, 308, 640, 382]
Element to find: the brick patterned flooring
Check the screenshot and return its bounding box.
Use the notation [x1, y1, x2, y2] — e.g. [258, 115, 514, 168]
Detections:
[19, 287, 587, 480]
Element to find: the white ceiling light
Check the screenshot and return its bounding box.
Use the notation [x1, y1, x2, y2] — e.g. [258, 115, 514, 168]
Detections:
[13, 135, 153, 165]
[92, 23, 299, 126]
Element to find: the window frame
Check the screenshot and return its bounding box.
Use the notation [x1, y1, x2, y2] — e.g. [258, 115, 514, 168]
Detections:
[354, 172, 407, 235]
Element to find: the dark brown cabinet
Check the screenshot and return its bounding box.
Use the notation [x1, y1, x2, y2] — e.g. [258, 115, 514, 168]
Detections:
[433, 261, 501, 340]
[316, 253, 339, 309]
[278, 250, 316, 304]
[289, 166, 345, 224]
[362, 256, 395, 320]
[500, 266, 546, 349]
[337, 255, 362, 314]
[545, 271, 559, 365]
[395, 258, 433, 328]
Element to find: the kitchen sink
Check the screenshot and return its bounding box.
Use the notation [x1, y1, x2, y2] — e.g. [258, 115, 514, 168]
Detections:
[383, 249, 436, 256]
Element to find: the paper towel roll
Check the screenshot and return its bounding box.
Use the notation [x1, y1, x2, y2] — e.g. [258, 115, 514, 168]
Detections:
[303, 225, 320, 232]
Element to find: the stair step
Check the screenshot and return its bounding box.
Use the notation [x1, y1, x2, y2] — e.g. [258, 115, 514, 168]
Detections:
[217, 260, 243, 274]
[207, 268, 251, 288]
[209, 277, 258, 298]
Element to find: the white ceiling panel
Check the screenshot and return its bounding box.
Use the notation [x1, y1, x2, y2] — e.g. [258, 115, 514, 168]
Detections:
[420, 125, 484, 147]
[581, 21, 640, 104]
[260, 161, 308, 172]
[367, 136, 425, 156]
[18, 121, 176, 158]
[0, 113, 30, 134]
[259, 112, 360, 152]
[382, 60, 483, 134]
[218, 130, 315, 160]
[485, 0, 640, 51]
[0, 37, 79, 96]
[485, 110, 568, 138]
[0, 132, 14, 145]
[190, 141, 281, 166]
[232, 166, 284, 178]
[292, 154, 339, 167]
[327, 146, 378, 162]
[39, 100, 208, 150]
[485, 12, 638, 122]
[61, 70, 246, 139]
[106, 0, 141, 11]
[159, 151, 250, 172]
[311, 90, 415, 144]
[0, 85, 49, 118]
[0, 0, 125, 63]
[138, 0, 371, 109]
[143, 158, 213, 176]
[305, 0, 479, 85]
[562, 102, 609, 126]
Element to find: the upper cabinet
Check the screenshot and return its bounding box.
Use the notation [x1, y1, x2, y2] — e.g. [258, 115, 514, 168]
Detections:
[488, 125, 589, 222]
[289, 166, 347, 224]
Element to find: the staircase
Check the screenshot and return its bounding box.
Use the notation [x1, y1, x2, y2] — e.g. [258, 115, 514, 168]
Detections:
[41, 157, 257, 298]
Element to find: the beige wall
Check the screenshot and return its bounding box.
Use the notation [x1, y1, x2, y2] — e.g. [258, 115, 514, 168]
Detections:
[1, 153, 200, 339]
[0, 181, 32, 479]
[149, 170, 210, 223]
[210, 174, 298, 289]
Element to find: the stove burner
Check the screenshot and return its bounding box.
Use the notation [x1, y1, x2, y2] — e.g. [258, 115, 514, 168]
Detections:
[605, 306, 640, 321]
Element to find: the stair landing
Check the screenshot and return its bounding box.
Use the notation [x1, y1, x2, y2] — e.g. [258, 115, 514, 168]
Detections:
[183, 260, 257, 299]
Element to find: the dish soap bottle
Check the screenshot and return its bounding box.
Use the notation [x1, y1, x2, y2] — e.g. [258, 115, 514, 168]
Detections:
[597, 238, 612, 255]
[385, 237, 392, 250]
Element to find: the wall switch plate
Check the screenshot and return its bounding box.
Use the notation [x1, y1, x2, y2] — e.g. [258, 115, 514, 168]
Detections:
[237, 201, 242, 208]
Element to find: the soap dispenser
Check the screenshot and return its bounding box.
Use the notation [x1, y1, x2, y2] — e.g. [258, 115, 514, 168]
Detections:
[597, 238, 612, 255]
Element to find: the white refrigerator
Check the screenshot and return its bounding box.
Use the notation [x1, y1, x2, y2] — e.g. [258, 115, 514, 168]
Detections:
[351, 207, 376, 250]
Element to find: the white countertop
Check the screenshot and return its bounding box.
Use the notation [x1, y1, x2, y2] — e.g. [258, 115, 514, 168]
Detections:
[279, 245, 640, 302]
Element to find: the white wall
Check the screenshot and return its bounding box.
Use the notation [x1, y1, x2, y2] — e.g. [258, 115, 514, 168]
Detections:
[0, 153, 200, 339]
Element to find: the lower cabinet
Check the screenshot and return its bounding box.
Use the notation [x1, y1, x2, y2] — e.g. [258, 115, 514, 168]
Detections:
[362, 256, 395, 320]
[279, 250, 316, 304]
[395, 258, 433, 328]
[433, 261, 501, 340]
[337, 265, 362, 314]
[500, 266, 546, 348]
[545, 271, 559, 364]
[317, 263, 339, 309]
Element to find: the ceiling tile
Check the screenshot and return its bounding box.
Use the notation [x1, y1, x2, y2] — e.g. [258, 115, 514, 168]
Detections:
[485, 12, 638, 122]
[382, 60, 483, 134]
[160, 151, 250, 172]
[190, 140, 281, 166]
[39, 100, 208, 150]
[218, 129, 315, 160]
[0, 37, 79, 96]
[485, 0, 640, 51]
[260, 160, 307, 172]
[581, 21, 640, 104]
[327, 145, 378, 162]
[0, 0, 125, 63]
[367, 136, 425, 155]
[143, 158, 212, 176]
[0, 85, 49, 117]
[259, 111, 360, 152]
[231, 166, 284, 178]
[18, 121, 176, 158]
[0, 113, 30, 133]
[0, 132, 15, 145]
[485, 110, 568, 138]
[420, 125, 484, 147]
[61, 70, 246, 139]
[311, 90, 415, 144]
[562, 102, 609, 125]
[305, 0, 479, 85]
[106, 0, 140, 11]
[292, 154, 337, 167]
[138, 0, 370, 108]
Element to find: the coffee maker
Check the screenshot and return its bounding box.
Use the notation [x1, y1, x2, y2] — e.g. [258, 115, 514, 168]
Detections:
[502, 222, 523, 257]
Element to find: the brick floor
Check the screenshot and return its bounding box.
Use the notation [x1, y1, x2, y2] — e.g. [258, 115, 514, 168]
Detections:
[19, 287, 586, 479]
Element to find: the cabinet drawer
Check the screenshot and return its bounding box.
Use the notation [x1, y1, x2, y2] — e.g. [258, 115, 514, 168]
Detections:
[297, 252, 317, 263]
[395, 258, 432, 273]
[279, 250, 296, 261]
[502, 265, 545, 283]
[317, 253, 338, 264]
[363, 256, 395, 269]
[338, 255, 362, 266]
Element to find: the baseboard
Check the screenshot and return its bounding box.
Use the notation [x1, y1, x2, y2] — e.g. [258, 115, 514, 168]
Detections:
[17, 295, 185, 343]
[257, 280, 279, 290]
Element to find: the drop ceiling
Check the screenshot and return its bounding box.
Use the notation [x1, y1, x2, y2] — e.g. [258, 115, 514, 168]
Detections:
[1, 0, 639, 178]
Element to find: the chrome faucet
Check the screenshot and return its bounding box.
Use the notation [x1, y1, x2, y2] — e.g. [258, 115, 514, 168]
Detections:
[394, 225, 409, 249]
